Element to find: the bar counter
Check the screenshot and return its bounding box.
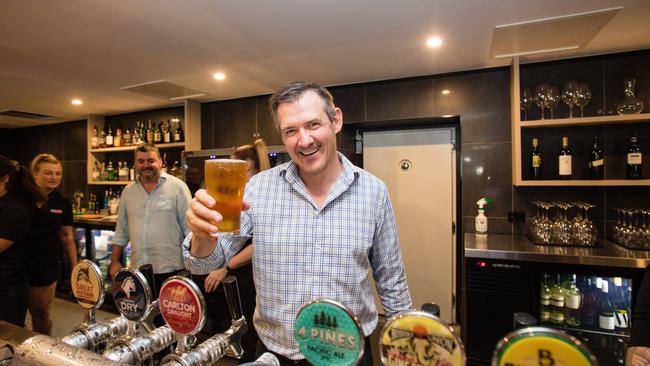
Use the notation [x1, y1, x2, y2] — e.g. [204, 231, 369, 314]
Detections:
[73, 215, 117, 227]
[465, 233, 650, 269]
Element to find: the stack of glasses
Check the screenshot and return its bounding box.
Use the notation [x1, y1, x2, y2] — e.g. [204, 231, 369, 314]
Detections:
[611, 208, 650, 250]
[528, 201, 598, 246]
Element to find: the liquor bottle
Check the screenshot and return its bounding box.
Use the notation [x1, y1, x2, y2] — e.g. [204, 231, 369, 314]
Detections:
[174, 120, 184, 142]
[162, 153, 168, 173]
[91, 125, 99, 149]
[598, 279, 615, 330]
[115, 126, 122, 147]
[562, 274, 581, 326]
[540, 274, 551, 323]
[99, 162, 107, 181]
[531, 137, 542, 179]
[154, 121, 162, 143]
[91, 161, 100, 181]
[558, 136, 572, 179]
[169, 161, 182, 179]
[589, 136, 604, 179]
[163, 120, 171, 143]
[612, 277, 629, 329]
[129, 163, 135, 181]
[133, 124, 141, 145]
[550, 274, 564, 324]
[627, 132, 642, 179]
[581, 277, 600, 327]
[98, 128, 107, 148]
[106, 161, 115, 181]
[146, 120, 154, 143]
[123, 128, 132, 146]
[106, 124, 114, 147]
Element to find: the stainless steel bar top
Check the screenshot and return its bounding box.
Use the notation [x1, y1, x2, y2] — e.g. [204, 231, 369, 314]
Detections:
[464, 233, 650, 268]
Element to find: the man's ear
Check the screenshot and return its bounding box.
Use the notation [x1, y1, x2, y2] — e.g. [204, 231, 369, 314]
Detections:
[332, 107, 343, 133]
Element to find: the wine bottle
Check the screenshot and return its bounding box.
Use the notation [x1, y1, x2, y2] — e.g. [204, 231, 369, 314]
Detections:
[106, 123, 114, 147]
[540, 274, 551, 323]
[562, 274, 581, 326]
[627, 132, 642, 179]
[589, 136, 604, 179]
[531, 137, 542, 179]
[91, 125, 99, 149]
[598, 279, 615, 330]
[613, 277, 629, 329]
[581, 277, 600, 327]
[550, 274, 564, 324]
[558, 137, 572, 179]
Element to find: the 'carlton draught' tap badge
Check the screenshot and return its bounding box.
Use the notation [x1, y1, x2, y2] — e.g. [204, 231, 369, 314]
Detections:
[159, 276, 206, 335]
[71, 259, 104, 310]
[492, 326, 598, 366]
[294, 299, 364, 366]
[112, 268, 152, 322]
[380, 311, 466, 366]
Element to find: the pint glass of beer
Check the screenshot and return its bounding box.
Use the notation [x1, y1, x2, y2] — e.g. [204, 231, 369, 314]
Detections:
[204, 159, 248, 235]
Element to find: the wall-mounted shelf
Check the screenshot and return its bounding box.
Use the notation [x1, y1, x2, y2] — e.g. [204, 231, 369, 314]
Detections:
[520, 113, 650, 128]
[517, 179, 650, 187]
[90, 142, 185, 153]
[88, 181, 131, 186]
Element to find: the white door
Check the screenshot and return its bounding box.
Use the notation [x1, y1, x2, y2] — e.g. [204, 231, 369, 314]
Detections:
[363, 128, 456, 323]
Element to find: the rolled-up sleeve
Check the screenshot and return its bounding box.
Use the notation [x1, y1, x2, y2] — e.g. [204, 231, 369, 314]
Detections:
[112, 187, 130, 247]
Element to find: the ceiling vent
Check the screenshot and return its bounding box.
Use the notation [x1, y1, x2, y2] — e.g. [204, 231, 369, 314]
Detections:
[489, 6, 622, 59]
[121, 80, 207, 101]
[0, 110, 55, 120]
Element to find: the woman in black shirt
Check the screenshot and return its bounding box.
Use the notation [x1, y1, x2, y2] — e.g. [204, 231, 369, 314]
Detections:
[27, 153, 77, 335]
[0, 155, 45, 327]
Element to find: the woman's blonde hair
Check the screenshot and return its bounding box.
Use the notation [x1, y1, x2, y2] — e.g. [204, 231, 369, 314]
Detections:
[30, 153, 61, 173]
[232, 139, 270, 173]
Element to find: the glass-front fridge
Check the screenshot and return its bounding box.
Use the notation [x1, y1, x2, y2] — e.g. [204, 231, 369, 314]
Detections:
[539, 273, 632, 365]
[89, 228, 130, 308]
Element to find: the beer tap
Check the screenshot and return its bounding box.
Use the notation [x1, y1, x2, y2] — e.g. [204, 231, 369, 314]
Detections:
[160, 275, 248, 366]
[103, 266, 176, 365]
[60, 259, 128, 351]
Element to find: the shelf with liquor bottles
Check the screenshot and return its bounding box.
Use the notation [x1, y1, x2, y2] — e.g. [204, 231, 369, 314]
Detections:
[86, 101, 201, 185]
[510, 55, 650, 186]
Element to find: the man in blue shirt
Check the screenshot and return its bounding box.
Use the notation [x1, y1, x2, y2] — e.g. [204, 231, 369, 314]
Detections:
[184, 82, 412, 365]
[111, 143, 191, 292]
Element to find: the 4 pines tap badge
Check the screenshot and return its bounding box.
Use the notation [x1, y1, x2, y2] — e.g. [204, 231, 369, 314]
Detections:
[380, 310, 466, 366]
[294, 299, 364, 366]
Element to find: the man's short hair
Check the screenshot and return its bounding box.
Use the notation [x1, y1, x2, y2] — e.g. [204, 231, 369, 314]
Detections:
[134, 143, 161, 159]
[268, 81, 336, 130]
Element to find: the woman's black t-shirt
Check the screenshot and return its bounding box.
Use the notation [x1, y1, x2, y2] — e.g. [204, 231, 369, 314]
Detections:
[0, 193, 31, 286]
[26, 190, 73, 268]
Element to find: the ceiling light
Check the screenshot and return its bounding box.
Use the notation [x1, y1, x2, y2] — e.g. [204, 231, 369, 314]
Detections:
[71, 99, 83, 105]
[426, 37, 442, 48]
[213, 72, 226, 81]
[441, 89, 450, 95]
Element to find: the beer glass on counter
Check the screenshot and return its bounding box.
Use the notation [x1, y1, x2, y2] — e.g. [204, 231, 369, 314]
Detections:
[205, 159, 248, 235]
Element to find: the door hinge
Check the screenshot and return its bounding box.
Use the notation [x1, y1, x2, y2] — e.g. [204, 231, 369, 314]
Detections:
[452, 221, 456, 234]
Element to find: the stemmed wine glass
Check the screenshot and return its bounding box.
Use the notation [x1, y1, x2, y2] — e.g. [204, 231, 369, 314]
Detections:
[547, 86, 560, 119]
[521, 88, 534, 121]
[562, 81, 579, 118]
[575, 83, 592, 117]
[534, 84, 551, 119]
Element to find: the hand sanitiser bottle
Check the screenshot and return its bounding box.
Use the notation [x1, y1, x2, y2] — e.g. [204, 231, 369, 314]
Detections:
[475, 197, 492, 235]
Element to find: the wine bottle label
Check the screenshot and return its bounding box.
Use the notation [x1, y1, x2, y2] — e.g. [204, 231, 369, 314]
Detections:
[532, 155, 541, 168]
[627, 153, 642, 165]
[599, 314, 615, 330]
[615, 310, 628, 328]
[540, 310, 550, 321]
[565, 294, 580, 310]
[551, 312, 564, 323]
[559, 156, 572, 175]
[541, 295, 550, 306]
[551, 295, 564, 307]
[106, 135, 113, 145]
[589, 159, 604, 167]
[475, 217, 487, 233]
[175, 132, 181, 141]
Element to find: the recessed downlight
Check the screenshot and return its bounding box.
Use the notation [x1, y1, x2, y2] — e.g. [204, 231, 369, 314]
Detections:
[71, 99, 83, 105]
[213, 72, 226, 81]
[441, 89, 450, 95]
[426, 37, 443, 48]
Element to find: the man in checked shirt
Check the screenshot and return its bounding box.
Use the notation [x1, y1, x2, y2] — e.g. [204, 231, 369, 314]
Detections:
[183, 81, 412, 365]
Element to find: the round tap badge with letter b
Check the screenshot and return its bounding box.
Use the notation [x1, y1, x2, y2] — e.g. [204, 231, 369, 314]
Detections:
[294, 299, 364, 366]
[380, 310, 466, 366]
[71, 259, 104, 310]
[112, 268, 152, 322]
[159, 276, 206, 336]
[492, 326, 598, 366]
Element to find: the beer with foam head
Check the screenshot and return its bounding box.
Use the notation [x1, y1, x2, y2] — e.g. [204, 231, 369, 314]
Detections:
[204, 159, 248, 235]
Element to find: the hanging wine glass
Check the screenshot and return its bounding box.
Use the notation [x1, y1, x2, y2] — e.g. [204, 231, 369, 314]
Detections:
[546, 86, 560, 119]
[521, 88, 534, 121]
[534, 84, 550, 120]
[575, 83, 591, 117]
[562, 81, 579, 118]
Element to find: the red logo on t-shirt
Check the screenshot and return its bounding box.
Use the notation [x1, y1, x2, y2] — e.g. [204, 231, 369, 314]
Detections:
[50, 209, 63, 214]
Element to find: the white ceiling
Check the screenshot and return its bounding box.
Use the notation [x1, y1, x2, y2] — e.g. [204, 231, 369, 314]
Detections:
[1, 0, 649, 128]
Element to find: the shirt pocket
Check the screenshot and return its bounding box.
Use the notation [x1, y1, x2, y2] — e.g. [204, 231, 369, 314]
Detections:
[153, 195, 174, 211]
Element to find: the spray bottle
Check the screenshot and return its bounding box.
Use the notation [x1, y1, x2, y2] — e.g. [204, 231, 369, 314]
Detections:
[475, 197, 493, 235]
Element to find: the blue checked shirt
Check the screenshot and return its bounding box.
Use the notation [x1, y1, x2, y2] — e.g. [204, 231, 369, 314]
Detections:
[183, 153, 412, 359]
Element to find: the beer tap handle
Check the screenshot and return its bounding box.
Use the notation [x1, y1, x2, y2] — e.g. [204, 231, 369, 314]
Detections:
[223, 276, 243, 321]
[139, 264, 157, 300]
[512, 312, 537, 330]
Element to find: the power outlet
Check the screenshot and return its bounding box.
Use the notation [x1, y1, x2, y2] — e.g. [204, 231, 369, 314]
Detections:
[508, 211, 525, 223]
